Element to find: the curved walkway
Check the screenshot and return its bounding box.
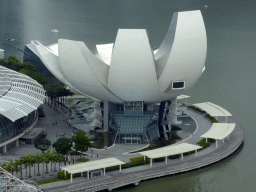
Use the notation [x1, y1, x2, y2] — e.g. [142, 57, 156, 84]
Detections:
[39, 107, 244, 192]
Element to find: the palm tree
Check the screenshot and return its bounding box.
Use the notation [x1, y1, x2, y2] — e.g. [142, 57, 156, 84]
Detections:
[20, 156, 28, 179]
[19, 158, 24, 179]
[8, 159, 15, 175]
[14, 160, 21, 178]
[1, 163, 7, 171]
[34, 153, 42, 176]
[49, 151, 56, 172]
[26, 154, 33, 178]
[43, 150, 51, 173]
[31, 155, 36, 177]
[41, 155, 46, 177]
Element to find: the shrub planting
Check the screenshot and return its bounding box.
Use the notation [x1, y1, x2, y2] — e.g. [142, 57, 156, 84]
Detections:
[206, 114, 218, 123]
[154, 157, 165, 162]
[187, 106, 206, 113]
[183, 150, 195, 156]
[106, 157, 149, 172]
[169, 154, 180, 159]
[58, 171, 70, 180]
[197, 138, 210, 149]
[39, 113, 45, 118]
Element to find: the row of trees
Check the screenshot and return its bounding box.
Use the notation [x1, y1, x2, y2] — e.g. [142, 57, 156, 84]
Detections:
[0, 56, 74, 109]
[1, 151, 66, 180]
[35, 131, 92, 155]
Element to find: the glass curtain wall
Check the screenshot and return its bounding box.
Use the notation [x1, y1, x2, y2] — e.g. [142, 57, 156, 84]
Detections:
[0, 111, 35, 144]
[110, 110, 157, 144]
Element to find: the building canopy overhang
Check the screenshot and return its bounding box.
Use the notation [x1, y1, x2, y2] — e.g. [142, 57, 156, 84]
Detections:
[193, 102, 232, 117]
[61, 157, 125, 174]
[139, 143, 202, 159]
[201, 123, 235, 140]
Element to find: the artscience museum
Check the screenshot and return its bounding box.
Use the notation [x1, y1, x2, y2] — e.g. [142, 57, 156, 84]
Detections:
[25, 10, 207, 144]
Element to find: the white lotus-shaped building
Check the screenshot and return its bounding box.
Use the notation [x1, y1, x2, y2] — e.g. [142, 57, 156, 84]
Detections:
[29, 10, 207, 105]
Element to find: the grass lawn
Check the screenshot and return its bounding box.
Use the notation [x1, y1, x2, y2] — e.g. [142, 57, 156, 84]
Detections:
[37, 178, 64, 185]
[76, 158, 89, 162]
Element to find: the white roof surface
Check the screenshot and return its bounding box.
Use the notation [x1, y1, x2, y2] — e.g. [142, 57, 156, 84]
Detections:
[193, 102, 232, 116]
[0, 66, 45, 122]
[139, 143, 202, 159]
[44, 43, 159, 66]
[201, 123, 235, 140]
[96, 43, 113, 65]
[47, 44, 59, 56]
[61, 157, 125, 174]
[0, 49, 4, 59]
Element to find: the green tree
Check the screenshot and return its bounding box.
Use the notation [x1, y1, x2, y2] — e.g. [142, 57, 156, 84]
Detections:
[42, 150, 51, 174]
[50, 151, 59, 172]
[19, 70, 47, 86]
[44, 82, 73, 110]
[20, 62, 36, 72]
[1, 163, 8, 171]
[26, 154, 34, 178]
[19, 158, 25, 179]
[41, 154, 47, 177]
[20, 156, 28, 179]
[0, 55, 47, 86]
[14, 160, 21, 178]
[34, 152, 43, 176]
[34, 139, 51, 152]
[8, 159, 15, 175]
[58, 153, 65, 172]
[72, 131, 92, 153]
[53, 137, 72, 155]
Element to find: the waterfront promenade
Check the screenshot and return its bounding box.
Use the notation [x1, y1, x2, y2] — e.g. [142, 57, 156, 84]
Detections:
[38, 105, 244, 192]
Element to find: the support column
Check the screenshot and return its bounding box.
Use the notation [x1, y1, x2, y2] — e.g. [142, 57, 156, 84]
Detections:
[81, 172, 83, 177]
[206, 138, 208, 143]
[71, 174, 73, 183]
[3, 145, 6, 153]
[64, 170, 66, 176]
[144, 156, 145, 161]
[195, 150, 197, 157]
[104, 168, 105, 176]
[119, 165, 121, 173]
[103, 101, 109, 132]
[216, 140, 218, 148]
[181, 153, 183, 161]
[16, 139, 19, 147]
[87, 171, 89, 180]
[158, 101, 166, 140]
[165, 156, 167, 165]
[150, 158, 152, 167]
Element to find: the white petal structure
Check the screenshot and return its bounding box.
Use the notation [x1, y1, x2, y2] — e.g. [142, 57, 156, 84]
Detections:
[31, 10, 207, 104]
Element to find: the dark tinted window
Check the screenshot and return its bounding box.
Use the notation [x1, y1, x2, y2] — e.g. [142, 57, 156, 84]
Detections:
[173, 82, 184, 88]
